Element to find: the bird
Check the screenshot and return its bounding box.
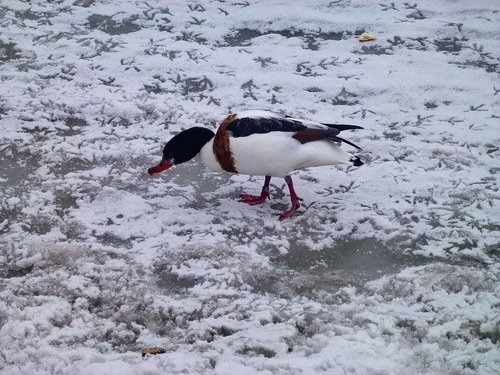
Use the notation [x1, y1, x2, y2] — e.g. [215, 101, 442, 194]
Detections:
[148, 110, 363, 220]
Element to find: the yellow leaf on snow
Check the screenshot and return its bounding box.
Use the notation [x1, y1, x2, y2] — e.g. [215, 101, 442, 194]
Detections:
[359, 32, 377, 42]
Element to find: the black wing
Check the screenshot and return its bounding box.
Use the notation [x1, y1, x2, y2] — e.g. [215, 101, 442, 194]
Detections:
[226, 116, 307, 138]
[322, 123, 364, 132]
[292, 128, 362, 149]
[321, 123, 363, 149]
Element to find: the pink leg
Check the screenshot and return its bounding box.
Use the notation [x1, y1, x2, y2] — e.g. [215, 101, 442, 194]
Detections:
[239, 175, 271, 205]
[279, 176, 303, 220]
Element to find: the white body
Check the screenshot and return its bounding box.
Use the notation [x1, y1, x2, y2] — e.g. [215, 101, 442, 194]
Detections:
[199, 110, 356, 177]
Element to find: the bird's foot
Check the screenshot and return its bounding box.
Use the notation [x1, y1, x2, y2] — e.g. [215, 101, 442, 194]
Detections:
[239, 192, 269, 205]
[279, 197, 302, 221]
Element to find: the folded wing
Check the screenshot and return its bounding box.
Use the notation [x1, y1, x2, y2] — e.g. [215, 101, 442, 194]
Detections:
[226, 112, 363, 149]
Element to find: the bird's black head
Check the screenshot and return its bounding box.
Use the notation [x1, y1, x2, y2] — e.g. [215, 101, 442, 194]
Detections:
[162, 127, 215, 164]
[148, 127, 215, 176]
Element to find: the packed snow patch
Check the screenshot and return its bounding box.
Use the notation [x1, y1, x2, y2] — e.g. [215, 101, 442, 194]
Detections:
[1, 0, 499, 374]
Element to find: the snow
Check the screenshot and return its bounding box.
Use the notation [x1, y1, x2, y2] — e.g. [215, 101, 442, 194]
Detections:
[1, 0, 499, 374]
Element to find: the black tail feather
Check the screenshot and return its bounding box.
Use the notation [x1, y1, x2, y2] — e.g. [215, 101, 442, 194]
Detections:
[350, 156, 364, 166]
[332, 136, 362, 150]
[322, 123, 364, 131]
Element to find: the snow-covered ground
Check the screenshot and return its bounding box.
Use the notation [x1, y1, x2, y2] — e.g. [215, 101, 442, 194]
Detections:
[1, 1, 499, 374]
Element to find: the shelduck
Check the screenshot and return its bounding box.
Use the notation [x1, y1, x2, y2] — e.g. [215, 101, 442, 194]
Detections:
[148, 110, 363, 220]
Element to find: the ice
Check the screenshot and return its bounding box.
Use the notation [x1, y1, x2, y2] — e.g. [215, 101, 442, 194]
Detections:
[1, 0, 499, 374]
